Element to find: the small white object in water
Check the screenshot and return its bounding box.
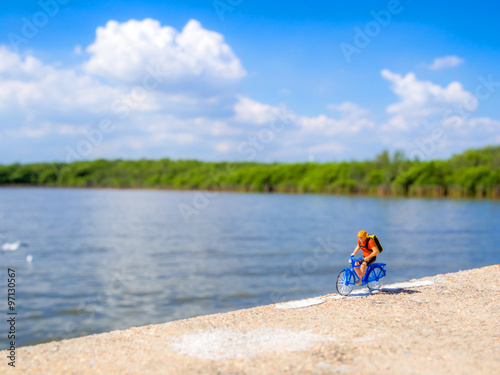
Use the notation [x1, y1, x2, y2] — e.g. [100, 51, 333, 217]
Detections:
[275, 297, 326, 309]
[2, 241, 22, 251]
[26, 255, 33, 263]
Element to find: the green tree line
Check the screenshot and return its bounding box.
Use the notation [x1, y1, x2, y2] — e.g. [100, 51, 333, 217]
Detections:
[1, 145, 499, 198]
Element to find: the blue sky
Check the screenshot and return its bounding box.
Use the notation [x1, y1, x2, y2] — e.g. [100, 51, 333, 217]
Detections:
[1, 0, 499, 163]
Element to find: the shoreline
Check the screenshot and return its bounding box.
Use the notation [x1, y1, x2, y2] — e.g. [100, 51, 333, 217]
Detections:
[2, 265, 498, 374]
[1, 184, 499, 201]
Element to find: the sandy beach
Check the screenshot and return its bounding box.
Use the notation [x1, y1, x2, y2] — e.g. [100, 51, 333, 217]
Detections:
[2, 265, 498, 375]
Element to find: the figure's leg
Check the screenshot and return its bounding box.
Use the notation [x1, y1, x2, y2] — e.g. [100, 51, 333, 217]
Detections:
[360, 262, 367, 279]
[354, 261, 362, 278]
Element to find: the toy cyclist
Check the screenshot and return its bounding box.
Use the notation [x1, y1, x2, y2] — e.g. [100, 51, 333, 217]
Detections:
[351, 230, 381, 285]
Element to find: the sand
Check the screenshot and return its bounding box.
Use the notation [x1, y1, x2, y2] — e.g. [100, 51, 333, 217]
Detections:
[1, 265, 498, 374]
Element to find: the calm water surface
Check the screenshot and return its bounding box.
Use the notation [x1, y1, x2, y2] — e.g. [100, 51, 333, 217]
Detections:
[0, 187, 498, 348]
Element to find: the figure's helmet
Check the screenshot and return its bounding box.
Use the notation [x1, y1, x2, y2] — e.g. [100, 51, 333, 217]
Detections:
[357, 230, 367, 237]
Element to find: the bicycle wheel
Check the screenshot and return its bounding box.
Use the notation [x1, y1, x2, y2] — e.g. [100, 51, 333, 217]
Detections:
[367, 266, 385, 291]
[336, 270, 354, 296]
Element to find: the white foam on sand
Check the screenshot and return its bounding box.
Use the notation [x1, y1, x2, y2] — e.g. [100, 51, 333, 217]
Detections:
[330, 280, 436, 299]
[170, 327, 335, 360]
[275, 297, 326, 309]
[330, 289, 378, 299]
[382, 280, 434, 291]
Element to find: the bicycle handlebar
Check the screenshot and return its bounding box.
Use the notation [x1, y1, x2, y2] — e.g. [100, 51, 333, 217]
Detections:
[349, 255, 364, 267]
[350, 255, 364, 260]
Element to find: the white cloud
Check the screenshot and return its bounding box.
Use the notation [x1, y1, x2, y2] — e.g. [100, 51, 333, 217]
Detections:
[4, 122, 88, 139]
[233, 96, 281, 125]
[1, 18, 497, 164]
[381, 69, 477, 130]
[231, 97, 375, 160]
[298, 101, 374, 135]
[467, 117, 500, 129]
[0, 45, 46, 79]
[378, 69, 500, 159]
[327, 101, 369, 117]
[234, 97, 374, 135]
[442, 116, 500, 131]
[215, 142, 231, 152]
[296, 114, 370, 135]
[305, 141, 346, 154]
[141, 114, 241, 139]
[84, 19, 246, 87]
[428, 55, 464, 70]
[0, 17, 251, 162]
[209, 120, 241, 136]
[0, 46, 119, 121]
[0, 20, 246, 159]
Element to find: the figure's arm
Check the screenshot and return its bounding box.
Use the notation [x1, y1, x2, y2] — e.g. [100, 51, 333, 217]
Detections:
[351, 245, 360, 257]
[364, 245, 380, 261]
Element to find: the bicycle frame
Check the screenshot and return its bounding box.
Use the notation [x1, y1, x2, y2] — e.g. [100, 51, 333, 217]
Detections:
[343, 255, 387, 286]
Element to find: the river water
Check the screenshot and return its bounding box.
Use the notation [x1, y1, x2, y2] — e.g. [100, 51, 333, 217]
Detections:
[1, 187, 498, 348]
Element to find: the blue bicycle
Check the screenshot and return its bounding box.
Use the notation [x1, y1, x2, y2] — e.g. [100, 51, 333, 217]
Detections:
[336, 255, 387, 296]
